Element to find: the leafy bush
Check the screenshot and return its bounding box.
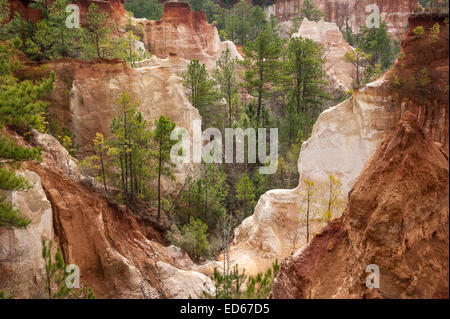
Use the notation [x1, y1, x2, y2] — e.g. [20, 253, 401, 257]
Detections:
[204, 260, 280, 299]
[167, 217, 211, 260]
[413, 26, 425, 37]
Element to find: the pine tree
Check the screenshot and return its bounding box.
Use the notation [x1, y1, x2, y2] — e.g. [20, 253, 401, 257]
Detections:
[236, 172, 256, 216]
[83, 3, 112, 59]
[282, 37, 330, 140]
[108, 93, 151, 204]
[345, 48, 372, 88]
[0, 41, 53, 229]
[212, 48, 239, 127]
[358, 21, 394, 71]
[152, 115, 177, 221]
[301, 0, 324, 22]
[242, 26, 282, 125]
[124, 0, 164, 20]
[41, 240, 95, 299]
[182, 60, 218, 126]
[93, 133, 108, 193]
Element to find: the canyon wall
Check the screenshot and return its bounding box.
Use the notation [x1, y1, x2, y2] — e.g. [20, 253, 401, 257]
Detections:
[139, 1, 242, 69]
[0, 130, 215, 299]
[266, 0, 419, 37]
[18, 55, 200, 160]
[272, 13, 449, 299]
[223, 12, 449, 281]
[6, 0, 126, 25]
[292, 17, 355, 92]
[223, 73, 397, 277]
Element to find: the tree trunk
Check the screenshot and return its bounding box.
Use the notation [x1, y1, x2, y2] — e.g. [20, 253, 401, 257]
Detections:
[157, 140, 162, 221]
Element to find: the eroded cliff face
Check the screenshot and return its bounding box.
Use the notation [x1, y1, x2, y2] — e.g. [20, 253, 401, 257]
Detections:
[139, 1, 242, 69]
[267, 0, 419, 37]
[272, 14, 449, 299]
[6, 0, 127, 25]
[292, 17, 355, 92]
[0, 130, 214, 299]
[222, 74, 397, 277]
[224, 13, 449, 283]
[17, 55, 201, 160]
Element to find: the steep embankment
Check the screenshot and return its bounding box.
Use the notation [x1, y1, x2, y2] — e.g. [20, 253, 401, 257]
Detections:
[16, 56, 200, 157]
[224, 13, 448, 281]
[272, 13, 449, 299]
[6, 0, 127, 25]
[0, 130, 215, 299]
[266, 0, 419, 37]
[138, 1, 242, 69]
[292, 17, 355, 93]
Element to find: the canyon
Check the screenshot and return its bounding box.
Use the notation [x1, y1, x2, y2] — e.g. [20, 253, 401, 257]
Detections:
[1, 0, 448, 300]
[266, 0, 420, 37]
[292, 17, 355, 92]
[272, 13, 449, 298]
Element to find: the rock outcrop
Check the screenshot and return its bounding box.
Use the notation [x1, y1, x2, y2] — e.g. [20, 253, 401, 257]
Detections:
[292, 17, 355, 92]
[224, 13, 449, 282]
[139, 1, 242, 69]
[18, 55, 201, 159]
[0, 130, 215, 298]
[272, 13, 449, 299]
[0, 170, 53, 298]
[266, 0, 419, 37]
[6, 0, 127, 25]
[222, 75, 396, 277]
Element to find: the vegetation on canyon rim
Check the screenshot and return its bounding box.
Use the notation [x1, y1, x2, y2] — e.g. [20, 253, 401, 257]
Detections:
[1, 0, 445, 299]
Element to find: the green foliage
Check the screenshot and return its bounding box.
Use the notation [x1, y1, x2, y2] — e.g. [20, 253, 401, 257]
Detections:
[205, 260, 280, 299]
[108, 93, 153, 204]
[342, 20, 356, 46]
[0, 135, 42, 162]
[83, 3, 113, 59]
[301, 0, 324, 22]
[1, 0, 148, 63]
[1, 0, 82, 60]
[216, 1, 269, 44]
[47, 119, 78, 156]
[413, 25, 425, 37]
[152, 115, 178, 220]
[176, 164, 228, 229]
[429, 23, 441, 43]
[0, 195, 31, 228]
[357, 21, 395, 71]
[167, 217, 210, 260]
[245, 259, 280, 298]
[280, 37, 329, 141]
[209, 264, 247, 299]
[345, 48, 372, 88]
[320, 174, 344, 223]
[298, 179, 317, 244]
[0, 40, 52, 230]
[0, 42, 55, 131]
[41, 240, 95, 299]
[242, 26, 282, 125]
[0, 290, 11, 299]
[124, 0, 163, 20]
[212, 48, 239, 126]
[235, 173, 256, 216]
[187, 0, 221, 23]
[182, 60, 218, 126]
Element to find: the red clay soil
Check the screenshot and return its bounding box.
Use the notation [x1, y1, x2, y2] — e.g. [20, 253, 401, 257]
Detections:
[28, 162, 168, 298]
[272, 14, 449, 299]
